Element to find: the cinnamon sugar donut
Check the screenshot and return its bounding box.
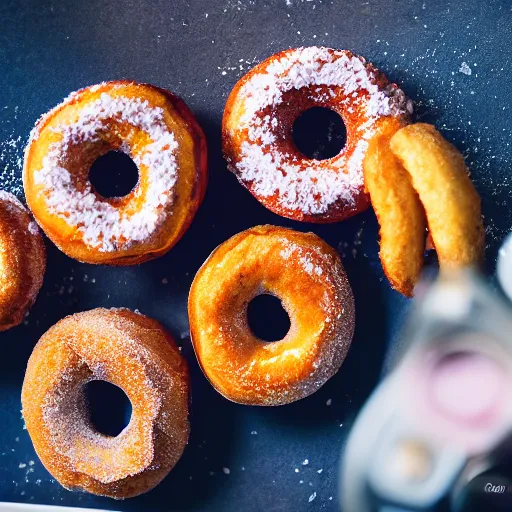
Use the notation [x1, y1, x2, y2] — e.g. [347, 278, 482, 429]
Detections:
[188, 225, 355, 406]
[21, 308, 189, 499]
[0, 191, 45, 331]
[23, 81, 207, 265]
[223, 47, 412, 222]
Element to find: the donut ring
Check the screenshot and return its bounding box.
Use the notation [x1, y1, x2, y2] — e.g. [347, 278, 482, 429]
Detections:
[0, 191, 45, 331]
[21, 308, 190, 499]
[188, 225, 355, 406]
[24, 81, 207, 265]
[223, 47, 412, 222]
[390, 123, 485, 268]
[363, 118, 426, 297]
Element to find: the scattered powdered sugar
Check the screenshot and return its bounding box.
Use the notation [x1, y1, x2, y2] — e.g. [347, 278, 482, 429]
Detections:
[0, 189, 26, 211]
[29, 90, 179, 252]
[28, 221, 39, 236]
[0, 133, 24, 196]
[459, 62, 472, 75]
[228, 47, 411, 215]
[280, 246, 294, 259]
[300, 256, 314, 274]
[282, 242, 325, 276]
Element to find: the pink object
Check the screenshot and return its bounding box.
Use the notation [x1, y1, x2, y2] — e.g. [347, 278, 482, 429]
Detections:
[429, 351, 505, 427]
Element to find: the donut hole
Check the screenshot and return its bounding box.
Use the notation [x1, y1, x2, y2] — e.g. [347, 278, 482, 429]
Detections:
[89, 150, 139, 199]
[84, 380, 132, 437]
[247, 294, 291, 342]
[292, 107, 346, 160]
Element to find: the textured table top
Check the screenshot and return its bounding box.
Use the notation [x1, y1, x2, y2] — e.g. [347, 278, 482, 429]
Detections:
[0, 0, 511, 510]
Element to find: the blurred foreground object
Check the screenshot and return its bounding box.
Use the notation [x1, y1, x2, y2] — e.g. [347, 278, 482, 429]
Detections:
[341, 268, 512, 512]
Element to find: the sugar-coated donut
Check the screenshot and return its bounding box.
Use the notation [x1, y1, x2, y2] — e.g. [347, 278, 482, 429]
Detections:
[0, 191, 45, 331]
[21, 308, 190, 499]
[24, 81, 207, 265]
[188, 225, 355, 406]
[223, 47, 412, 222]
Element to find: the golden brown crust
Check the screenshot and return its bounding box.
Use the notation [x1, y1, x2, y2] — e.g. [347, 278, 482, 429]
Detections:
[188, 225, 355, 406]
[21, 308, 190, 499]
[390, 123, 485, 268]
[0, 192, 46, 330]
[363, 118, 426, 297]
[23, 81, 207, 265]
[222, 47, 410, 223]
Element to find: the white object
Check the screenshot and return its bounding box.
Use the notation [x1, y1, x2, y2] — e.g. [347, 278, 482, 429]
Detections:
[0, 503, 115, 512]
[497, 232, 512, 301]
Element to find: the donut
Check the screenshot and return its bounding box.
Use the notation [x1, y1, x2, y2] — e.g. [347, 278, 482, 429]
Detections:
[222, 47, 412, 222]
[390, 123, 485, 268]
[188, 225, 355, 406]
[363, 118, 426, 297]
[0, 191, 45, 331]
[23, 81, 207, 265]
[21, 308, 190, 499]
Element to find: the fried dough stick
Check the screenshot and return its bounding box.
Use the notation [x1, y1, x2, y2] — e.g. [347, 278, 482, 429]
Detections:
[390, 123, 484, 267]
[364, 119, 426, 297]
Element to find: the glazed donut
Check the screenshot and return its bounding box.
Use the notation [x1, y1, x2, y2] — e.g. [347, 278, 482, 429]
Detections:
[21, 308, 189, 499]
[222, 47, 412, 222]
[188, 225, 355, 406]
[0, 191, 45, 331]
[23, 81, 207, 265]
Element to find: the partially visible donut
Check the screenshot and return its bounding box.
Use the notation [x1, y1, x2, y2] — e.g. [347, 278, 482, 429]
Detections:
[188, 225, 355, 406]
[222, 47, 412, 222]
[21, 308, 190, 499]
[0, 191, 45, 331]
[23, 81, 207, 265]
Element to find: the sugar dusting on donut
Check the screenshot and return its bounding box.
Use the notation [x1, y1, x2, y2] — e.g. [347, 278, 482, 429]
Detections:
[246, 239, 354, 405]
[29, 90, 179, 252]
[227, 47, 412, 216]
[0, 191, 43, 238]
[24, 308, 189, 494]
[0, 191, 46, 330]
[258, 235, 355, 404]
[41, 359, 161, 485]
[189, 226, 355, 406]
[0, 190, 38, 230]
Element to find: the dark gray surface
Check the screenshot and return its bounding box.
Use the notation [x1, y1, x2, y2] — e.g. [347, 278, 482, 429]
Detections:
[0, 0, 511, 510]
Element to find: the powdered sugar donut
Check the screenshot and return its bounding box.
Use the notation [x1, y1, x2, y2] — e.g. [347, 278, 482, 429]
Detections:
[0, 191, 45, 331]
[188, 225, 355, 406]
[24, 81, 207, 265]
[22, 308, 190, 499]
[223, 47, 412, 222]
